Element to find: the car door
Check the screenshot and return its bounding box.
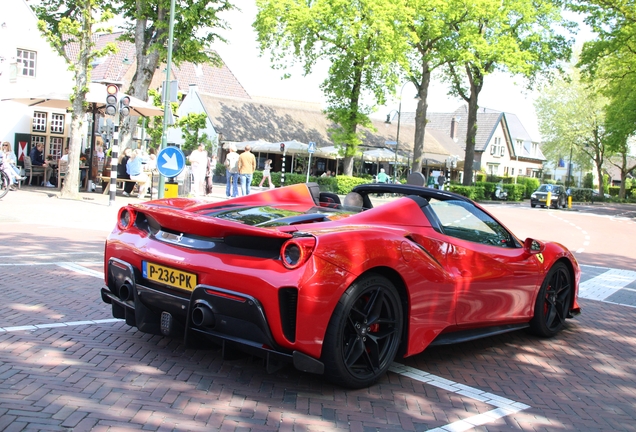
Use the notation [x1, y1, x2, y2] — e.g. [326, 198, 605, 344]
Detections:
[427, 199, 541, 326]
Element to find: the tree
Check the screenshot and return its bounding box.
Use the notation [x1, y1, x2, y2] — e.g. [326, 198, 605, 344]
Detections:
[254, 0, 407, 176]
[401, 0, 473, 174]
[535, 69, 610, 194]
[35, 0, 116, 199]
[176, 113, 214, 153]
[442, 0, 573, 185]
[572, 0, 636, 198]
[111, 0, 234, 147]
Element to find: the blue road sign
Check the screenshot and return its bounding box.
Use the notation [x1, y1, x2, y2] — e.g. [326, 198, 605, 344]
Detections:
[308, 141, 316, 153]
[156, 146, 186, 178]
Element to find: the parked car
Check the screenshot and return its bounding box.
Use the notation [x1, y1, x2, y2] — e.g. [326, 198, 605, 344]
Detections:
[101, 182, 581, 388]
[530, 184, 567, 208]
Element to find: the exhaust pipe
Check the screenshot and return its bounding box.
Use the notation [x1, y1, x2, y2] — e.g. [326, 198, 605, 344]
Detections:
[192, 305, 215, 327]
[119, 283, 134, 301]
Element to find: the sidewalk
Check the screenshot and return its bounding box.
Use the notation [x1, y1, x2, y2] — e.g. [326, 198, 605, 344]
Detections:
[0, 182, 264, 232]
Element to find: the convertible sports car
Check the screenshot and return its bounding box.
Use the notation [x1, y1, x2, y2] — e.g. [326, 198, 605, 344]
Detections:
[101, 182, 580, 388]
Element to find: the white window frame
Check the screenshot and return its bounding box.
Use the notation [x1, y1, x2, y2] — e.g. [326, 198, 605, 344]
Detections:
[33, 112, 47, 132]
[16, 48, 37, 77]
[51, 113, 65, 134]
[49, 137, 64, 160]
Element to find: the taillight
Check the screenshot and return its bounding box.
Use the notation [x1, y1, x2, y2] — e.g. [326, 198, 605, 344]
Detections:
[117, 207, 136, 230]
[281, 237, 316, 269]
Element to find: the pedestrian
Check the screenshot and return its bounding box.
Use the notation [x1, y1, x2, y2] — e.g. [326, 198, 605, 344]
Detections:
[1, 141, 26, 189]
[377, 168, 388, 183]
[437, 172, 446, 190]
[259, 158, 273, 189]
[224, 144, 240, 198]
[126, 149, 150, 199]
[188, 143, 208, 197]
[118, 148, 135, 196]
[29, 143, 54, 187]
[238, 144, 256, 195]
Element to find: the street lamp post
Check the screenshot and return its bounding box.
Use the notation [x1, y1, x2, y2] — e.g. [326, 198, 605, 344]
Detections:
[384, 82, 410, 183]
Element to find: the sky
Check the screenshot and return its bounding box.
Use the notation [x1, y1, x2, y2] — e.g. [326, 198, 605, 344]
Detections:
[211, 2, 594, 142]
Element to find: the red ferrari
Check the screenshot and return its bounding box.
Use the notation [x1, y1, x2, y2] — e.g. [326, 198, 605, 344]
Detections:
[101, 182, 580, 388]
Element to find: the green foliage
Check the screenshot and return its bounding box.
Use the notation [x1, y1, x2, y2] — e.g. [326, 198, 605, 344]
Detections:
[570, 188, 594, 202]
[34, 0, 115, 198]
[254, 0, 405, 175]
[502, 184, 525, 202]
[583, 172, 594, 188]
[330, 175, 369, 195]
[516, 177, 540, 198]
[449, 185, 485, 201]
[214, 163, 226, 177]
[177, 113, 213, 152]
[475, 172, 487, 182]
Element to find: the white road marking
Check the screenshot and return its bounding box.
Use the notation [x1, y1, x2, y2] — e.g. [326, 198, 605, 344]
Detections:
[56, 262, 104, 279]
[579, 268, 636, 301]
[390, 364, 530, 431]
[0, 318, 119, 333]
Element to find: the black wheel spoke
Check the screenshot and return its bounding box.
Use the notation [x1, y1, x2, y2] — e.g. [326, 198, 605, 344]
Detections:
[344, 334, 365, 367]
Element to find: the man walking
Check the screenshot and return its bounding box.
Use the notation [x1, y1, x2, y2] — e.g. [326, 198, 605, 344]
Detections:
[224, 144, 240, 198]
[238, 144, 256, 195]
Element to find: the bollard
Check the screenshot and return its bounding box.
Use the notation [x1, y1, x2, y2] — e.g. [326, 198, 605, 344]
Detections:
[568, 195, 572, 209]
[546, 191, 552, 208]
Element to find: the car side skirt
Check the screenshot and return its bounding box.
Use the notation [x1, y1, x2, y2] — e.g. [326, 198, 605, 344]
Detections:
[429, 323, 530, 346]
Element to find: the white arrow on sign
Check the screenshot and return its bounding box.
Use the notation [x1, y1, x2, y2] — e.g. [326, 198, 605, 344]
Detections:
[161, 152, 179, 170]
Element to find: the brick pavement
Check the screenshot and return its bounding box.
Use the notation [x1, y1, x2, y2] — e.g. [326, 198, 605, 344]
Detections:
[1, 189, 636, 431]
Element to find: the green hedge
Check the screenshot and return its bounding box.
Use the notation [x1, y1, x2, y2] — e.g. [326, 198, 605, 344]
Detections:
[516, 177, 540, 198]
[449, 185, 486, 201]
[247, 171, 368, 195]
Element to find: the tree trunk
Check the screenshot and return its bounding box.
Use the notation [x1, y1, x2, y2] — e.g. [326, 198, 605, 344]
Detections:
[61, 3, 91, 200]
[412, 62, 430, 175]
[462, 88, 480, 186]
[120, 7, 166, 149]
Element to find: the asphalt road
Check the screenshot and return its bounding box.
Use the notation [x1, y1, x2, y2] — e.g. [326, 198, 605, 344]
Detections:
[1, 189, 635, 431]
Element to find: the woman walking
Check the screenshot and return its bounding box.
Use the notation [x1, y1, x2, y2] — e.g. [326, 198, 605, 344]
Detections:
[258, 159, 273, 189]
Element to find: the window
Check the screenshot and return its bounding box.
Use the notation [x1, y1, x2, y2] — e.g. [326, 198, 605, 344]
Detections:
[500, 146, 505, 156]
[51, 113, 65, 134]
[33, 112, 47, 132]
[50, 137, 64, 160]
[428, 199, 516, 248]
[17, 49, 37, 77]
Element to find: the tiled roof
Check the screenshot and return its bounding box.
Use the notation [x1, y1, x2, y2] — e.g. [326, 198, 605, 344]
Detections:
[195, 93, 455, 161]
[65, 32, 249, 100]
[402, 105, 544, 160]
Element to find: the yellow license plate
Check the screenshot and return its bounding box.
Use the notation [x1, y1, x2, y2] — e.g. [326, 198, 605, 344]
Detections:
[143, 261, 197, 291]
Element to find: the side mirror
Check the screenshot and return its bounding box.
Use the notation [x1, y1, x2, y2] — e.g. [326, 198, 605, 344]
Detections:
[523, 238, 544, 254]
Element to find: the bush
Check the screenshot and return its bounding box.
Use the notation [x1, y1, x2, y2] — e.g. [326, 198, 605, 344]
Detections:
[449, 185, 486, 201]
[502, 184, 525, 201]
[583, 172, 594, 189]
[517, 177, 540, 199]
[331, 175, 369, 194]
[475, 172, 487, 182]
[214, 163, 226, 176]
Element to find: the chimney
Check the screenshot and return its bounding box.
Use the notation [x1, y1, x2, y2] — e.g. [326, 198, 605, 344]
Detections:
[450, 117, 456, 139]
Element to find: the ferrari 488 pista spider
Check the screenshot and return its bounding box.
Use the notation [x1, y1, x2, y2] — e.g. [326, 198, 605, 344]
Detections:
[101, 182, 580, 388]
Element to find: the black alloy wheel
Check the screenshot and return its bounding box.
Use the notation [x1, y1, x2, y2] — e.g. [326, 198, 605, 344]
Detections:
[322, 274, 403, 388]
[529, 262, 572, 337]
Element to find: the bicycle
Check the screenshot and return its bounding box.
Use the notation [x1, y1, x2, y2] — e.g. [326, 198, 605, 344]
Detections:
[0, 169, 10, 199]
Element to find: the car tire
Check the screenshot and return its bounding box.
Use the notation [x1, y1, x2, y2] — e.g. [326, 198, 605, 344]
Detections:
[529, 262, 572, 338]
[531, 203, 536, 208]
[322, 274, 403, 389]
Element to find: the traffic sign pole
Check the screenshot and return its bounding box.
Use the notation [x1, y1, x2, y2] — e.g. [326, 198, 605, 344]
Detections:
[306, 141, 316, 183]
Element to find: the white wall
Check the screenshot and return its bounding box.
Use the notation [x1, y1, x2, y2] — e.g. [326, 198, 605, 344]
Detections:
[0, 0, 74, 145]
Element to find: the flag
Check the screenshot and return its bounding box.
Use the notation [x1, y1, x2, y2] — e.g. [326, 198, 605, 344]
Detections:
[558, 158, 565, 168]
